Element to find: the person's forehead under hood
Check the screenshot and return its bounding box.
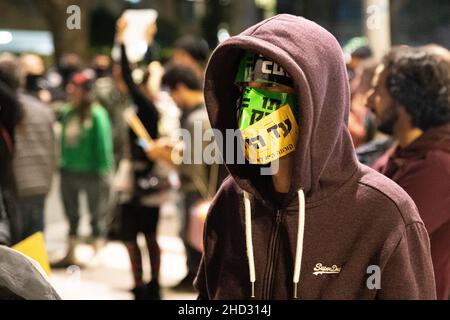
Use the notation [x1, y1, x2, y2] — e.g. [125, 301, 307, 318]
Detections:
[204, 14, 358, 204]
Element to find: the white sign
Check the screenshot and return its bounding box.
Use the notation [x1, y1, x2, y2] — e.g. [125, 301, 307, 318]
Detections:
[112, 9, 158, 63]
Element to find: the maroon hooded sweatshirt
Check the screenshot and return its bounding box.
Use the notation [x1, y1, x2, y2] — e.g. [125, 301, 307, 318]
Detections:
[195, 14, 436, 300]
[376, 123, 450, 300]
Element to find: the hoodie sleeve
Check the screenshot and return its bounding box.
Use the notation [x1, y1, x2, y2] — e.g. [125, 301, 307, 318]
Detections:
[377, 222, 436, 299]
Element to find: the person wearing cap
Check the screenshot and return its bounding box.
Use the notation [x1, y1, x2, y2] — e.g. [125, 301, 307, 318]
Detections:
[55, 69, 114, 266]
[194, 15, 436, 299]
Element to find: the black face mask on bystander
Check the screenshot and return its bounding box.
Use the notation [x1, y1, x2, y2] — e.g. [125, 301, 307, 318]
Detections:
[25, 74, 44, 93]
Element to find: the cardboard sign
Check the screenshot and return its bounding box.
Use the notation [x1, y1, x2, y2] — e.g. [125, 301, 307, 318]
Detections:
[112, 9, 158, 63]
[241, 104, 298, 164]
[12, 232, 51, 276]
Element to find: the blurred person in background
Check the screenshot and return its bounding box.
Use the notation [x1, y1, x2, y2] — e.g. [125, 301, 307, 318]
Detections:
[13, 55, 56, 241]
[92, 54, 112, 80]
[369, 46, 428, 170]
[46, 53, 82, 106]
[357, 48, 411, 166]
[350, 58, 379, 147]
[114, 17, 169, 300]
[0, 53, 23, 246]
[55, 69, 113, 267]
[172, 35, 210, 81]
[170, 36, 228, 291]
[92, 55, 131, 165]
[151, 63, 213, 292]
[346, 45, 374, 148]
[367, 45, 450, 299]
[19, 54, 52, 103]
[348, 46, 373, 76]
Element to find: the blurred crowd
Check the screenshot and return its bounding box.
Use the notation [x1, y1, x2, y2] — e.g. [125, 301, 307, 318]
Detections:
[348, 43, 450, 300]
[0, 12, 449, 300]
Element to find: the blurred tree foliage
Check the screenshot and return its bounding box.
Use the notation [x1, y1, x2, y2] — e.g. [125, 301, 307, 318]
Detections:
[202, 0, 227, 48]
[391, 0, 450, 46]
[31, 0, 449, 64]
[90, 6, 117, 48]
[35, 0, 91, 62]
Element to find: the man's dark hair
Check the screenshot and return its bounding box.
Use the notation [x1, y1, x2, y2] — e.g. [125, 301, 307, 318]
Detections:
[382, 46, 410, 69]
[384, 47, 450, 131]
[174, 35, 210, 66]
[351, 46, 373, 60]
[162, 64, 202, 91]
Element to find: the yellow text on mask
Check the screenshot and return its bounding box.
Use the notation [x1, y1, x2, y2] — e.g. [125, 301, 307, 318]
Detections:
[241, 104, 299, 164]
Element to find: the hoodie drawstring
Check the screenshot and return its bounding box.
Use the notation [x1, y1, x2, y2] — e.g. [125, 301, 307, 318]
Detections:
[293, 189, 305, 299]
[243, 191, 256, 298]
[243, 189, 306, 299]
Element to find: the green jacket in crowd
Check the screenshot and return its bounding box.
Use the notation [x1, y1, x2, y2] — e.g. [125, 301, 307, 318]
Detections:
[59, 103, 114, 175]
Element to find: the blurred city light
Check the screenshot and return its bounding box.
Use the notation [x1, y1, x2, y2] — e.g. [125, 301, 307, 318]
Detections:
[217, 28, 230, 43]
[0, 31, 12, 44]
[0, 29, 53, 55]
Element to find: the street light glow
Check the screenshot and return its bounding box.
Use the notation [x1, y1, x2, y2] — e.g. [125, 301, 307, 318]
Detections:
[217, 28, 230, 43]
[0, 31, 13, 45]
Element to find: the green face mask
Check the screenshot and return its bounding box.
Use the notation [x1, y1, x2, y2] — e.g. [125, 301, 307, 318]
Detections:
[235, 51, 293, 87]
[237, 86, 298, 130]
[236, 87, 300, 164]
[235, 51, 300, 164]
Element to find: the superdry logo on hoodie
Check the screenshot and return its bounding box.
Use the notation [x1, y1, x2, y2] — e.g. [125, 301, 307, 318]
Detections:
[312, 263, 341, 276]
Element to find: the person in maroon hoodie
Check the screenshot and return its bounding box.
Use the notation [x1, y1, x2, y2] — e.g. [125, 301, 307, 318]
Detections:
[368, 45, 450, 300]
[194, 14, 436, 300]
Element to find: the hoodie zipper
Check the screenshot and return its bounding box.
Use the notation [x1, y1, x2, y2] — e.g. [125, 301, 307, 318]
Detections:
[263, 209, 283, 299]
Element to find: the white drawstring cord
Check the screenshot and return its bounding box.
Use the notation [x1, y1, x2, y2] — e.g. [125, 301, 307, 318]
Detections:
[243, 191, 256, 298]
[293, 189, 305, 299]
[243, 189, 305, 299]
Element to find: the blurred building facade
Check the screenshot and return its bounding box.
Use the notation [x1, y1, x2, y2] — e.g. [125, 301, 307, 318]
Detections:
[0, 0, 449, 61]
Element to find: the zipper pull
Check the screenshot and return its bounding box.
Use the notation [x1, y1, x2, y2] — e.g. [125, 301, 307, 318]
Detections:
[276, 210, 282, 223]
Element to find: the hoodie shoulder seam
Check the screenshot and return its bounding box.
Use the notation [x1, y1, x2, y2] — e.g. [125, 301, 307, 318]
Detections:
[379, 221, 425, 271]
[357, 180, 417, 226]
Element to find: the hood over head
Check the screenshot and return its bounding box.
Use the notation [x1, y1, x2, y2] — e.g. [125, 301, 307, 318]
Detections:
[204, 14, 358, 205]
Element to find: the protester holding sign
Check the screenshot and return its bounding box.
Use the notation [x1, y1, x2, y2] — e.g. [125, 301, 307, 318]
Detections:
[115, 16, 164, 300]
